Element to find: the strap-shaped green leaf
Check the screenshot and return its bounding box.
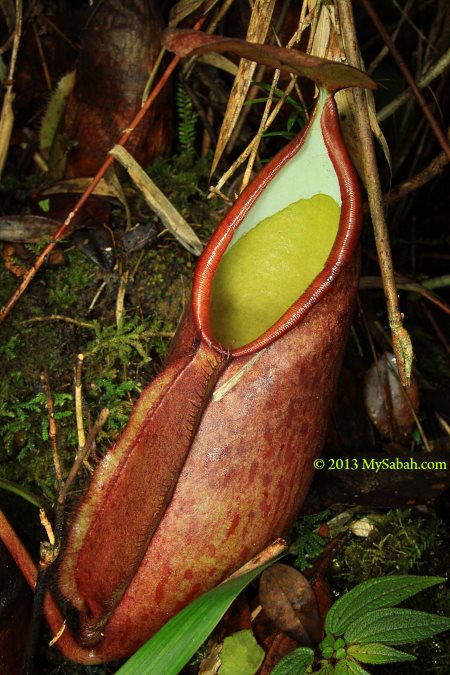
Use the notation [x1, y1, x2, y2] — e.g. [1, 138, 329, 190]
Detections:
[270, 647, 314, 674]
[116, 556, 282, 675]
[325, 575, 444, 635]
[344, 608, 450, 646]
[347, 643, 416, 664]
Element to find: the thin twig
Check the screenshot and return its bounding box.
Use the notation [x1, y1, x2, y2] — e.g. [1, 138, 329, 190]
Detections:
[75, 354, 86, 449]
[116, 272, 128, 327]
[436, 413, 450, 437]
[360, 0, 450, 163]
[422, 275, 450, 291]
[206, 0, 236, 35]
[21, 507, 59, 674]
[210, 76, 298, 196]
[20, 315, 95, 329]
[57, 408, 110, 509]
[41, 371, 63, 488]
[382, 147, 449, 207]
[31, 19, 51, 91]
[421, 302, 450, 359]
[337, 0, 413, 386]
[360, 275, 450, 317]
[39, 14, 80, 51]
[0, 0, 23, 177]
[88, 280, 107, 313]
[0, 17, 206, 326]
[377, 46, 450, 123]
[242, 70, 280, 192]
[367, 0, 414, 74]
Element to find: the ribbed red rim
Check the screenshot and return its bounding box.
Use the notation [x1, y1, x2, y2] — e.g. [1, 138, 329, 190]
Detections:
[192, 95, 362, 358]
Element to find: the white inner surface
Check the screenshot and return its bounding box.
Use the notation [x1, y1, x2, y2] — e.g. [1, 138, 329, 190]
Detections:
[229, 88, 341, 249]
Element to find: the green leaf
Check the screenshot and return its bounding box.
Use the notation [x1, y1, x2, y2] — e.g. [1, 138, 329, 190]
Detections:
[316, 663, 335, 674]
[219, 629, 264, 675]
[325, 575, 444, 635]
[344, 608, 450, 646]
[347, 643, 415, 665]
[38, 198, 50, 212]
[270, 647, 314, 675]
[334, 660, 369, 675]
[0, 478, 48, 510]
[115, 555, 283, 675]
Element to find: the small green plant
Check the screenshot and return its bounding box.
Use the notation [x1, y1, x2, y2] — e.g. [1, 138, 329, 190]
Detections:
[246, 82, 307, 141]
[90, 377, 140, 437]
[0, 391, 74, 460]
[271, 575, 450, 674]
[290, 510, 330, 571]
[176, 84, 198, 158]
[85, 316, 157, 370]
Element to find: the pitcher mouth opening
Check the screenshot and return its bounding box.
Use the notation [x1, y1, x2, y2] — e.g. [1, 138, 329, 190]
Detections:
[192, 93, 362, 359]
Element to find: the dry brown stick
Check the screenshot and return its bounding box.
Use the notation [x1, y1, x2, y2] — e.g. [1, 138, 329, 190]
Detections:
[0, 0, 22, 177]
[360, 0, 450, 163]
[40, 370, 63, 489]
[57, 408, 110, 509]
[20, 315, 95, 329]
[367, 0, 414, 74]
[421, 302, 450, 359]
[360, 275, 450, 317]
[337, 0, 413, 386]
[377, 46, 450, 123]
[361, 145, 449, 214]
[75, 354, 86, 450]
[0, 16, 206, 326]
[39, 14, 80, 51]
[31, 19, 51, 91]
[382, 148, 449, 208]
[211, 76, 298, 196]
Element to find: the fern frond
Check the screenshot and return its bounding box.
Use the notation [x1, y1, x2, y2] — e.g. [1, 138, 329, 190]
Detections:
[176, 84, 198, 158]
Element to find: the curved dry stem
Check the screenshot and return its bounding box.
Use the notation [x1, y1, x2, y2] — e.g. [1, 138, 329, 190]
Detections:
[0, 0, 23, 177]
[377, 46, 450, 123]
[337, 0, 413, 387]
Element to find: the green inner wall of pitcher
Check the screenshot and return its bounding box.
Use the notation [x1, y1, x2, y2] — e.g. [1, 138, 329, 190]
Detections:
[210, 193, 341, 349]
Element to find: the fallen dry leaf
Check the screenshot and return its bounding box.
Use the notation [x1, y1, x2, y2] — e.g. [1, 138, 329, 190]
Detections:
[162, 29, 377, 92]
[364, 352, 420, 443]
[259, 564, 322, 646]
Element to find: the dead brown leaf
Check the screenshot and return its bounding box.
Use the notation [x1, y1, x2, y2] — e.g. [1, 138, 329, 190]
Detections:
[259, 563, 322, 647]
[162, 28, 377, 93]
[364, 351, 420, 443]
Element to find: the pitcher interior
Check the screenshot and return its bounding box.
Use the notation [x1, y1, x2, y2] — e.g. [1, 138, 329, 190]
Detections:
[210, 91, 343, 350]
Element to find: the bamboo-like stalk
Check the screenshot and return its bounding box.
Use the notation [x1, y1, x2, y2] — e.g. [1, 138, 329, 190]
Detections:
[336, 0, 413, 387]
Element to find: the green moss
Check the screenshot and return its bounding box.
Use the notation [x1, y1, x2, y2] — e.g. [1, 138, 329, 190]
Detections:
[45, 247, 93, 310]
[0, 153, 219, 511]
[332, 509, 440, 586]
